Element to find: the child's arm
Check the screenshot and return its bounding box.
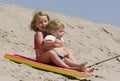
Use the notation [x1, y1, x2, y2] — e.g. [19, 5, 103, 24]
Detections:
[43, 35, 63, 50]
[35, 32, 44, 49]
[42, 39, 63, 50]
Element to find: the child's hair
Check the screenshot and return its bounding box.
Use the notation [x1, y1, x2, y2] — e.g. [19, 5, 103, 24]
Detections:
[30, 11, 50, 32]
[46, 20, 64, 35]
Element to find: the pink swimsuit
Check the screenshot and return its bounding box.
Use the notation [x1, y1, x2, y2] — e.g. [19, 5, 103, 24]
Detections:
[34, 34, 46, 62]
[34, 38, 39, 50]
[34, 34, 46, 49]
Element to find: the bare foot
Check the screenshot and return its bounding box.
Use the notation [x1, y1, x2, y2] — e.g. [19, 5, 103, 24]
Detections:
[85, 67, 94, 73]
[79, 62, 88, 69]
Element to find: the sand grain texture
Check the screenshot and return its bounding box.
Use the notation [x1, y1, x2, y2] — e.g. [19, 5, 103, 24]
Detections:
[0, 4, 120, 81]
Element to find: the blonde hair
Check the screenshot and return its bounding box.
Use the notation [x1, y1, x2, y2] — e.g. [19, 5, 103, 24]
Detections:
[46, 20, 64, 34]
[30, 11, 50, 32]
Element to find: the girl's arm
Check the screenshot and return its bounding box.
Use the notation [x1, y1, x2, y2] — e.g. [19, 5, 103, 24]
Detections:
[35, 32, 63, 50]
[35, 32, 44, 49]
[42, 39, 63, 50]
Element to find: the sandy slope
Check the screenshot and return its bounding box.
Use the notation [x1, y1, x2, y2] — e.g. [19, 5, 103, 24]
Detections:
[0, 4, 120, 81]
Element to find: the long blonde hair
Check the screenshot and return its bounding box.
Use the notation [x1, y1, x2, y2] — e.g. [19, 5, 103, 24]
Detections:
[30, 11, 50, 32]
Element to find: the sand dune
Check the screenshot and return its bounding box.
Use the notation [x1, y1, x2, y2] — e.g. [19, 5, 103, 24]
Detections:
[0, 3, 120, 81]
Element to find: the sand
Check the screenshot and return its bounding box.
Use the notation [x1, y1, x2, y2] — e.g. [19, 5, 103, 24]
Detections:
[0, 3, 120, 81]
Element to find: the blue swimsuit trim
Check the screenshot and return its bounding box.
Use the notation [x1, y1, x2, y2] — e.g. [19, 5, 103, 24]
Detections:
[57, 54, 65, 59]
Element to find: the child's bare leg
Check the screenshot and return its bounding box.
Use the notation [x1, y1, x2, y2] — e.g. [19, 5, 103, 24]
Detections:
[35, 50, 43, 62]
[63, 58, 87, 69]
[79, 62, 88, 68]
[39, 50, 91, 72]
[82, 67, 94, 73]
[40, 50, 71, 68]
[64, 48, 76, 62]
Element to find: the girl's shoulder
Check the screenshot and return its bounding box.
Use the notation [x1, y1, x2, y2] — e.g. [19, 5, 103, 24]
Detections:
[34, 31, 43, 37]
[35, 31, 43, 35]
[35, 31, 47, 38]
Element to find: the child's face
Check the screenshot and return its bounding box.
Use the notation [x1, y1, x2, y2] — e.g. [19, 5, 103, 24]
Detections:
[52, 28, 64, 39]
[36, 16, 49, 32]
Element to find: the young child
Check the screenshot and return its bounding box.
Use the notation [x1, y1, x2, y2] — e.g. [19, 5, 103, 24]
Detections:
[44, 20, 94, 72]
[30, 11, 50, 62]
[44, 20, 66, 58]
[30, 11, 94, 72]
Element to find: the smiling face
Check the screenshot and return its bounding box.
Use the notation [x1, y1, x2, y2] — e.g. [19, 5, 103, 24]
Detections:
[35, 16, 49, 32]
[51, 28, 64, 39]
[46, 20, 65, 39]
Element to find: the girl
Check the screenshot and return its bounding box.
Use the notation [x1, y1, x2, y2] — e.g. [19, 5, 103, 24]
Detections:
[30, 11, 94, 72]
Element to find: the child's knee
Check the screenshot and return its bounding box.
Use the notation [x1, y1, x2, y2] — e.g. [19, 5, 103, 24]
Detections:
[46, 50, 56, 55]
[46, 50, 55, 54]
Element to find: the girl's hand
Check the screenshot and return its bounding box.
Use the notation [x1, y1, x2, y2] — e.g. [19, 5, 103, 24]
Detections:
[54, 39, 64, 47]
[42, 39, 64, 50]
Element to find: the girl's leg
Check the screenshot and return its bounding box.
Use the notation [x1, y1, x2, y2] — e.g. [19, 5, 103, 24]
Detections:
[63, 58, 87, 69]
[35, 50, 42, 62]
[64, 48, 77, 62]
[39, 50, 92, 72]
[40, 50, 70, 68]
[63, 57, 94, 72]
[64, 48, 87, 68]
[82, 67, 94, 73]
